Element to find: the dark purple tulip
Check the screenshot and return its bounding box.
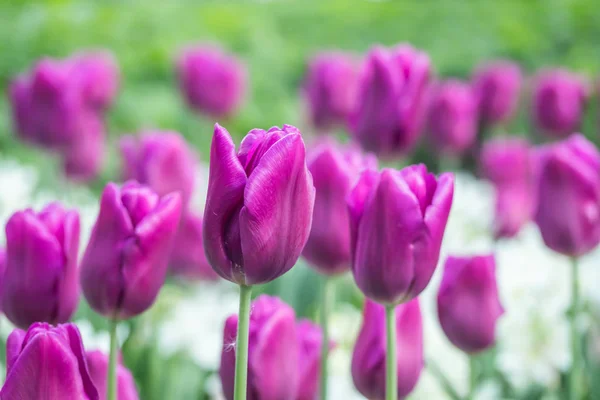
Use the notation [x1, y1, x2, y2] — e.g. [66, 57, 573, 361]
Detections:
[304, 52, 358, 131]
[120, 131, 196, 207]
[80, 181, 182, 319]
[347, 165, 454, 304]
[169, 213, 219, 281]
[220, 295, 299, 400]
[534, 134, 600, 256]
[472, 61, 521, 125]
[86, 350, 139, 400]
[2, 203, 80, 329]
[203, 124, 315, 285]
[532, 69, 587, 139]
[2, 323, 99, 400]
[302, 140, 377, 275]
[352, 299, 423, 400]
[177, 46, 246, 117]
[437, 255, 504, 353]
[426, 79, 478, 155]
[296, 320, 328, 400]
[350, 45, 430, 156]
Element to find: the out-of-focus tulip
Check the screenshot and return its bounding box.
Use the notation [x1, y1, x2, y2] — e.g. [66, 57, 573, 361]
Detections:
[437, 255, 504, 353]
[62, 115, 105, 182]
[304, 52, 358, 131]
[2, 203, 80, 329]
[220, 295, 299, 400]
[86, 350, 139, 400]
[302, 140, 376, 275]
[426, 79, 478, 156]
[0, 247, 5, 313]
[534, 134, 600, 256]
[472, 61, 521, 126]
[73, 52, 120, 111]
[532, 69, 587, 139]
[1, 323, 99, 400]
[177, 46, 246, 117]
[80, 181, 182, 319]
[169, 212, 218, 280]
[347, 165, 454, 304]
[203, 124, 315, 285]
[350, 45, 430, 157]
[120, 131, 196, 207]
[352, 299, 423, 400]
[296, 320, 328, 400]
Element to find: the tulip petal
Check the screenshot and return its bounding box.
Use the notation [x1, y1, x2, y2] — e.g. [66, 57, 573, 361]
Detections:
[6, 328, 26, 374]
[63, 324, 100, 399]
[55, 210, 81, 323]
[347, 169, 380, 260]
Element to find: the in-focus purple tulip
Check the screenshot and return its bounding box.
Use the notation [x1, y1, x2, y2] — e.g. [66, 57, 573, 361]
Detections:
[352, 299, 423, 400]
[534, 134, 600, 256]
[347, 165, 454, 304]
[426, 79, 478, 156]
[302, 140, 376, 275]
[203, 124, 315, 285]
[120, 131, 196, 207]
[1, 323, 99, 400]
[532, 69, 588, 139]
[80, 181, 182, 319]
[169, 213, 219, 280]
[177, 46, 246, 117]
[86, 350, 139, 400]
[304, 52, 358, 131]
[2, 203, 80, 329]
[220, 295, 299, 400]
[472, 61, 521, 126]
[350, 45, 430, 156]
[437, 255, 504, 353]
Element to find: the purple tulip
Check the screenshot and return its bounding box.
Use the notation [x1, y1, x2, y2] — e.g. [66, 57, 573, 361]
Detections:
[0, 247, 5, 312]
[472, 61, 521, 126]
[304, 52, 358, 131]
[203, 124, 315, 285]
[80, 181, 182, 319]
[1, 323, 99, 400]
[350, 45, 430, 156]
[73, 52, 120, 111]
[86, 350, 139, 400]
[220, 295, 299, 400]
[120, 131, 196, 207]
[296, 320, 330, 400]
[2, 203, 80, 329]
[352, 299, 423, 400]
[177, 45, 246, 117]
[347, 165, 454, 304]
[169, 212, 219, 280]
[302, 140, 376, 275]
[426, 79, 478, 155]
[61, 114, 105, 182]
[437, 255, 504, 353]
[532, 69, 587, 139]
[534, 134, 600, 256]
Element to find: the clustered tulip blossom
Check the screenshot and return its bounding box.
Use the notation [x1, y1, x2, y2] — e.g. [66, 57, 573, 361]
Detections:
[472, 61, 521, 127]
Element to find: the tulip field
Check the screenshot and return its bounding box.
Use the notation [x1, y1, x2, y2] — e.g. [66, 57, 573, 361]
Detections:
[2, 1, 600, 400]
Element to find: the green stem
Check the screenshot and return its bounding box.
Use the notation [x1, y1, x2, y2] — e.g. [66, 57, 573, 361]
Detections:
[468, 355, 478, 399]
[234, 285, 253, 400]
[107, 318, 119, 400]
[385, 304, 397, 400]
[320, 277, 332, 400]
[426, 359, 462, 400]
[569, 257, 582, 400]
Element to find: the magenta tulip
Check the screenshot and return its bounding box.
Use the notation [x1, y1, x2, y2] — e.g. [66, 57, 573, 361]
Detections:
[472, 61, 521, 126]
[86, 350, 139, 400]
[296, 320, 329, 400]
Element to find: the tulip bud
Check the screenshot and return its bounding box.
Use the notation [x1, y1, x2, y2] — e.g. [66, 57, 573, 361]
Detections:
[203, 124, 315, 285]
[302, 140, 376, 275]
[176, 46, 246, 117]
[426, 79, 478, 156]
[347, 165, 454, 304]
[437, 255, 504, 353]
[120, 131, 196, 207]
[534, 134, 600, 256]
[1, 323, 99, 399]
[472, 61, 521, 126]
[220, 295, 299, 400]
[304, 52, 358, 131]
[352, 299, 423, 400]
[86, 350, 139, 400]
[80, 181, 182, 319]
[532, 69, 587, 138]
[169, 213, 218, 280]
[350, 45, 430, 156]
[2, 203, 80, 329]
